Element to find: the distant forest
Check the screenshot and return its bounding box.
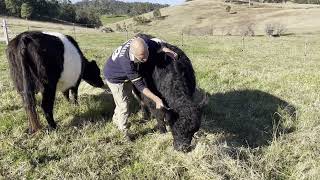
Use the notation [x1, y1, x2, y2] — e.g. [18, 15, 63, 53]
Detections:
[0, 0, 168, 28]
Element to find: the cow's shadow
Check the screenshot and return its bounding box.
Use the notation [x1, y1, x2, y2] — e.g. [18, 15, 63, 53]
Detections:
[200, 89, 296, 148]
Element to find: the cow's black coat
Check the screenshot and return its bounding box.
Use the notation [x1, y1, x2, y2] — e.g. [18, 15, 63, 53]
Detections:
[133, 34, 202, 152]
[6, 31, 104, 133]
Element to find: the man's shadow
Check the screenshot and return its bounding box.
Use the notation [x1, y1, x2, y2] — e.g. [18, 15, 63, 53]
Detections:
[201, 89, 296, 148]
[67, 91, 142, 129]
[68, 92, 115, 127]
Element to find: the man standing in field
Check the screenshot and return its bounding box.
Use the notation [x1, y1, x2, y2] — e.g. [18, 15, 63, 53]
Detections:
[103, 35, 177, 139]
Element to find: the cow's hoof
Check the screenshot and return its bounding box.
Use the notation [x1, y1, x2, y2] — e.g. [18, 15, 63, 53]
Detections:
[158, 126, 167, 134]
[138, 118, 149, 124]
[26, 126, 42, 135]
[26, 128, 37, 135]
[124, 131, 136, 141]
[45, 124, 57, 133]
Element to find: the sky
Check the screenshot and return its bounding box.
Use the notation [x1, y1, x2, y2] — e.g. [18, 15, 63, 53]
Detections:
[71, 0, 185, 5]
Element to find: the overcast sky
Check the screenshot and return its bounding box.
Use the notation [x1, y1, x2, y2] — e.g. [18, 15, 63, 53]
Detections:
[71, 0, 184, 5]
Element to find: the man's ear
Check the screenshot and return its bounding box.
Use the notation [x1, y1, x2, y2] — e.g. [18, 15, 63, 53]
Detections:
[129, 52, 135, 61]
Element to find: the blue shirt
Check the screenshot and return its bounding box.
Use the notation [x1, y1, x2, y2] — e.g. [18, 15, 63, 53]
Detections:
[104, 37, 162, 92]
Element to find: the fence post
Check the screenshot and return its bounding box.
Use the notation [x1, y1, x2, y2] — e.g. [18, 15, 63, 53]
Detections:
[304, 39, 308, 61]
[126, 30, 128, 41]
[73, 23, 76, 40]
[241, 36, 245, 51]
[2, 19, 9, 45]
[181, 32, 184, 47]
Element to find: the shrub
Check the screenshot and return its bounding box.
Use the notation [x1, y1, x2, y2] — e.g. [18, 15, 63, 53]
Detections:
[133, 16, 151, 25]
[20, 2, 32, 20]
[115, 23, 123, 31]
[75, 8, 102, 28]
[115, 23, 128, 32]
[240, 23, 255, 36]
[225, 5, 231, 12]
[153, 9, 161, 19]
[133, 28, 142, 33]
[100, 26, 114, 33]
[265, 23, 286, 37]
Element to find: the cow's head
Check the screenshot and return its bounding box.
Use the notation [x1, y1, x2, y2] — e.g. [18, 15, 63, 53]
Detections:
[82, 60, 104, 87]
[167, 92, 207, 152]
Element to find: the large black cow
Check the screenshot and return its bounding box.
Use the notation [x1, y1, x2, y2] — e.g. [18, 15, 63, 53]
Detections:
[133, 34, 206, 152]
[6, 31, 104, 133]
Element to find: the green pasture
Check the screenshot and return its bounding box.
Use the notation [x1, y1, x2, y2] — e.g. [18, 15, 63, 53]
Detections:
[0, 27, 319, 179]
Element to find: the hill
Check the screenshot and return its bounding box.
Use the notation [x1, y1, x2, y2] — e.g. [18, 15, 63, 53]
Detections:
[112, 0, 320, 35]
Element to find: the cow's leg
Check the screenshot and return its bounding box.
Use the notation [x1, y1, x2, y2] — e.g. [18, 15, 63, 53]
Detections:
[70, 87, 79, 105]
[70, 80, 81, 104]
[41, 86, 57, 130]
[149, 108, 167, 133]
[63, 89, 70, 101]
[140, 102, 151, 122]
[156, 112, 167, 133]
[132, 87, 151, 123]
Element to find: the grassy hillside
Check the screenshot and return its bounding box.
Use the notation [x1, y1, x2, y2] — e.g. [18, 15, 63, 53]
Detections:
[100, 15, 129, 26]
[112, 0, 320, 35]
[1, 16, 320, 179]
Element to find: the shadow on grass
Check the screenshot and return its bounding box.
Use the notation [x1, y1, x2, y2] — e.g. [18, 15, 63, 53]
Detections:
[68, 92, 115, 127]
[201, 89, 296, 148]
[155, 15, 169, 20]
[68, 91, 142, 128]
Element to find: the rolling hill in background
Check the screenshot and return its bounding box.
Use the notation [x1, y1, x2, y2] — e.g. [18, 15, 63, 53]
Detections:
[111, 0, 320, 35]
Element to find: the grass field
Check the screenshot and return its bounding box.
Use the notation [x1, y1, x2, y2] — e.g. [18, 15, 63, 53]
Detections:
[100, 15, 129, 26]
[1, 18, 320, 179]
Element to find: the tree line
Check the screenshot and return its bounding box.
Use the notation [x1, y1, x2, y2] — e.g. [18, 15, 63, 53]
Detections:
[0, 0, 168, 28]
[76, 0, 168, 16]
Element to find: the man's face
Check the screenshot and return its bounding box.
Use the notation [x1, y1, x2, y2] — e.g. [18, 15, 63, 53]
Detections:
[133, 49, 149, 63]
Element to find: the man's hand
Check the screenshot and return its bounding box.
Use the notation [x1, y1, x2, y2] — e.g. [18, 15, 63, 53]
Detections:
[155, 98, 164, 109]
[142, 88, 164, 109]
[162, 47, 178, 60]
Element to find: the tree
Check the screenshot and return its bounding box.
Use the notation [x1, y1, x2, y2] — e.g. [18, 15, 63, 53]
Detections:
[59, 0, 76, 22]
[153, 8, 161, 19]
[0, 0, 6, 15]
[5, 0, 22, 16]
[21, 2, 32, 20]
[75, 7, 102, 28]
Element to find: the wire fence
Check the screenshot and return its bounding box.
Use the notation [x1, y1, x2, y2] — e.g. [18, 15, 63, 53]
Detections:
[1, 18, 317, 63]
[1, 18, 102, 44]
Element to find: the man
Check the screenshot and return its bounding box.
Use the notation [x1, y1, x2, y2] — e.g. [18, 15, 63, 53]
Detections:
[104, 36, 177, 139]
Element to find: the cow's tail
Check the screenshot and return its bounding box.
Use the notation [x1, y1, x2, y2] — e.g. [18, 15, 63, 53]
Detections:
[7, 34, 42, 133]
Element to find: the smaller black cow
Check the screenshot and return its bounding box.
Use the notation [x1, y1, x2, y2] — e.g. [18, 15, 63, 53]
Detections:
[133, 34, 207, 152]
[6, 31, 104, 133]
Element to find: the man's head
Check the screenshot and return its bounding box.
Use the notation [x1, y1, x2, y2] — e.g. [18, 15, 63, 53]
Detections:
[129, 37, 149, 63]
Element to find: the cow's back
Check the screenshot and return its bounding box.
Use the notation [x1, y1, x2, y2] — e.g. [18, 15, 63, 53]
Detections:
[42, 32, 82, 91]
[7, 31, 84, 92]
